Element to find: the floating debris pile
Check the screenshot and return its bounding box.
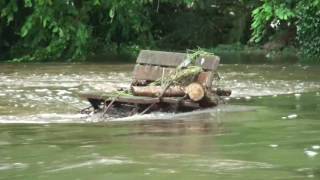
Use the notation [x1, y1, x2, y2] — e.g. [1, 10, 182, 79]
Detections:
[81, 49, 231, 119]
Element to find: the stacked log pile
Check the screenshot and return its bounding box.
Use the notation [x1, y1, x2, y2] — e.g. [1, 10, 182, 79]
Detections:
[131, 63, 230, 108]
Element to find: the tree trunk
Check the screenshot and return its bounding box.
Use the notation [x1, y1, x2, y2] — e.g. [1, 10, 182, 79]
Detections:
[131, 86, 185, 97]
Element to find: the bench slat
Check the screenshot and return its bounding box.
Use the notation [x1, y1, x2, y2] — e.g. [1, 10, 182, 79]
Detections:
[133, 64, 213, 88]
[133, 65, 175, 81]
[137, 50, 220, 70]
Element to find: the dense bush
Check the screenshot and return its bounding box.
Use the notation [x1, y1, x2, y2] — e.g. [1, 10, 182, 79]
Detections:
[250, 0, 320, 59]
[1, 0, 319, 62]
[296, 0, 320, 58]
[0, 0, 161, 62]
[250, 0, 295, 43]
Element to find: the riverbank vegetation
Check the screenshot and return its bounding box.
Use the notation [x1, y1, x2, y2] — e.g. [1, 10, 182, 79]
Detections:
[0, 0, 319, 62]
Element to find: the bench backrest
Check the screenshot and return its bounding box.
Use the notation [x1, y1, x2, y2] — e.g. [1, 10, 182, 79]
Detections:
[132, 50, 220, 88]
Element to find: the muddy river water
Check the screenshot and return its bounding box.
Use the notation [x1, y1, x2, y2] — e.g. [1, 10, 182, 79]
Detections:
[0, 63, 319, 179]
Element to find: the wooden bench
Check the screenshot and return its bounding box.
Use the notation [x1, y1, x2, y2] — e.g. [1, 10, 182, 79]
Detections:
[133, 50, 219, 89]
[83, 50, 221, 115]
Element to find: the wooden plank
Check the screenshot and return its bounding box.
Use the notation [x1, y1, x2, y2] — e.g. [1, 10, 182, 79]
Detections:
[137, 50, 220, 70]
[133, 64, 175, 81]
[197, 55, 220, 71]
[137, 50, 186, 67]
[133, 64, 214, 88]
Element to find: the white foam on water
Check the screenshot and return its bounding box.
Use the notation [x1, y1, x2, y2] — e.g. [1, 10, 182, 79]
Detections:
[47, 157, 134, 172]
[269, 144, 279, 148]
[221, 142, 258, 147]
[151, 153, 199, 159]
[307, 174, 315, 178]
[287, 114, 298, 119]
[295, 93, 302, 98]
[0, 105, 256, 124]
[0, 113, 88, 124]
[80, 145, 96, 148]
[56, 90, 72, 95]
[304, 150, 318, 158]
[35, 89, 50, 93]
[192, 159, 274, 173]
[0, 162, 28, 171]
[312, 145, 320, 150]
[106, 105, 257, 123]
[245, 96, 252, 100]
[146, 168, 177, 174]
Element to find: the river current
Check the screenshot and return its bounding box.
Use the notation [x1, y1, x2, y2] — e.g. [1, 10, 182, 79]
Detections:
[0, 63, 319, 179]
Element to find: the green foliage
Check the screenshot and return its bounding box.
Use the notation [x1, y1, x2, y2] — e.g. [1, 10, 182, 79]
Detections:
[296, 0, 320, 58]
[1, 1, 94, 61]
[2, 0, 319, 61]
[250, 0, 320, 59]
[0, 0, 255, 62]
[0, 0, 165, 61]
[250, 0, 296, 43]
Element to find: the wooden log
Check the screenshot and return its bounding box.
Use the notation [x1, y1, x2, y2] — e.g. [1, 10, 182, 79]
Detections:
[185, 83, 205, 102]
[132, 83, 206, 102]
[131, 86, 185, 97]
